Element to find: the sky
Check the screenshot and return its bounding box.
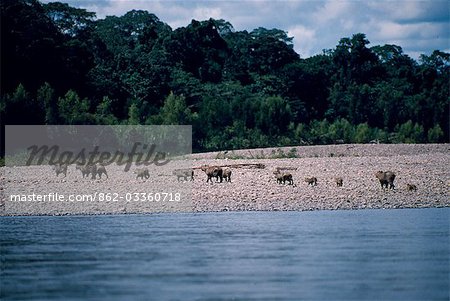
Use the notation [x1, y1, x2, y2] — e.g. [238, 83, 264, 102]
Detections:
[45, 0, 449, 60]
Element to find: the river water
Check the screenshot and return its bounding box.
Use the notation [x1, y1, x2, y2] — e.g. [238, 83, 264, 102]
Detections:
[1, 208, 448, 300]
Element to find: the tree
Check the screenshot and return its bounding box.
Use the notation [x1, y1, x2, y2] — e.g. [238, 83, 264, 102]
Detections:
[427, 124, 444, 143]
[372, 81, 407, 129]
[309, 119, 331, 144]
[95, 96, 118, 124]
[43, 2, 96, 37]
[198, 89, 231, 131]
[127, 103, 140, 125]
[161, 19, 228, 82]
[158, 92, 192, 125]
[1, 0, 64, 93]
[223, 27, 298, 81]
[328, 118, 354, 143]
[37, 82, 58, 124]
[169, 68, 203, 107]
[354, 123, 372, 143]
[419, 50, 450, 74]
[95, 10, 170, 55]
[255, 96, 293, 137]
[3, 84, 44, 125]
[58, 90, 90, 124]
[394, 120, 425, 143]
[91, 10, 172, 114]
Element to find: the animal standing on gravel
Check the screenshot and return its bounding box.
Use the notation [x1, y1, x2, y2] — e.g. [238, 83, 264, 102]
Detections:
[76, 163, 108, 180]
[335, 177, 343, 187]
[76, 164, 91, 178]
[276, 173, 284, 184]
[173, 169, 194, 181]
[201, 165, 223, 183]
[282, 173, 294, 185]
[274, 171, 293, 185]
[223, 168, 232, 182]
[95, 164, 108, 179]
[305, 177, 317, 186]
[52, 163, 68, 177]
[406, 183, 417, 191]
[375, 171, 396, 189]
[134, 168, 150, 180]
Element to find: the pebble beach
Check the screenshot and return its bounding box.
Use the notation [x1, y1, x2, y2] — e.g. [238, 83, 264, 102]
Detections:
[1, 144, 449, 216]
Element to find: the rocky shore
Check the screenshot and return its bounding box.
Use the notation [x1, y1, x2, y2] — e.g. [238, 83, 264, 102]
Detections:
[1, 144, 449, 216]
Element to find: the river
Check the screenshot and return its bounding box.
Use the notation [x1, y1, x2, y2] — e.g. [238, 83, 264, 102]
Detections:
[1, 208, 448, 300]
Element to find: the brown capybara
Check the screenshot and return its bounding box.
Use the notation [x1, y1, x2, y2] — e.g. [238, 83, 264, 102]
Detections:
[201, 165, 223, 183]
[76, 163, 92, 178]
[305, 177, 317, 186]
[95, 164, 108, 179]
[134, 168, 150, 180]
[275, 171, 293, 185]
[223, 168, 232, 182]
[375, 171, 395, 189]
[76, 163, 108, 179]
[406, 183, 417, 191]
[52, 163, 68, 177]
[173, 169, 194, 181]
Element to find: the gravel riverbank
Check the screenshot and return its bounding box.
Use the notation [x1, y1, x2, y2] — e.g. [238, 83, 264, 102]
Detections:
[1, 144, 449, 215]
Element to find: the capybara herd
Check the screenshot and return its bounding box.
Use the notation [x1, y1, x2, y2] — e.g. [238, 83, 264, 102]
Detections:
[198, 167, 411, 192]
[75, 163, 108, 180]
[51, 162, 414, 191]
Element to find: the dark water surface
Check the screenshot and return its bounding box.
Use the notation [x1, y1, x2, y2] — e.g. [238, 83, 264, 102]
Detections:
[1, 208, 448, 301]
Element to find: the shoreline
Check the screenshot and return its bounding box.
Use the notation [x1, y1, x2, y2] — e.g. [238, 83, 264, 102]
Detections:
[1, 143, 449, 216]
[2, 206, 449, 218]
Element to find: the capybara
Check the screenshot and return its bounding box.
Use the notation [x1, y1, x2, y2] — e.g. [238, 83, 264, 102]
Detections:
[201, 165, 223, 183]
[375, 171, 396, 189]
[305, 177, 317, 186]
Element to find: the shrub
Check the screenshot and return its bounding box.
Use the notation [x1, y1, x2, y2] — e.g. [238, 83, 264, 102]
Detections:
[427, 124, 444, 143]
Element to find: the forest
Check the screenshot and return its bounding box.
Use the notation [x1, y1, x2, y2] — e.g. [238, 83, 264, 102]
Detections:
[1, 0, 449, 154]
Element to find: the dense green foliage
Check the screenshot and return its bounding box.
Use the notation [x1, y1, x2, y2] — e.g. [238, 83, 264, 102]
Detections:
[1, 0, 449, 154]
